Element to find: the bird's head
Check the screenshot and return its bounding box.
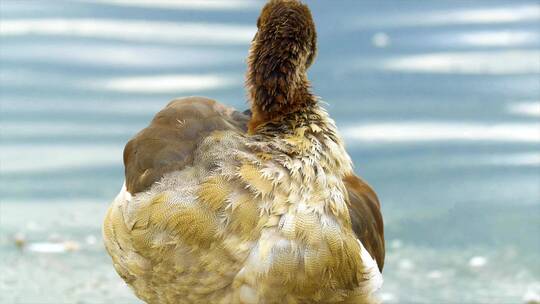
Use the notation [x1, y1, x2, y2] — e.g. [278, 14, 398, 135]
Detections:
[247, 0, 318, 132]
[255, 0, 317, 68]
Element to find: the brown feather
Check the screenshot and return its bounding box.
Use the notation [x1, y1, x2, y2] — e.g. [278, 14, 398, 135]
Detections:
[343, 174, 386, 271]
[124, 96, 249, 194]
[104, 1, 385, 302]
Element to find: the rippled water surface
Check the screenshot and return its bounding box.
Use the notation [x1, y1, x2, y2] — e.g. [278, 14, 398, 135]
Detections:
[1, 1, 539, 303]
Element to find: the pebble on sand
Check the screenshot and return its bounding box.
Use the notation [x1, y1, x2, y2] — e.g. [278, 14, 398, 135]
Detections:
[13, 232, 26, 249]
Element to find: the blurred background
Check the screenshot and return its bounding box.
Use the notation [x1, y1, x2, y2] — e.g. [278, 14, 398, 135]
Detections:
[0, 0, 539, 303]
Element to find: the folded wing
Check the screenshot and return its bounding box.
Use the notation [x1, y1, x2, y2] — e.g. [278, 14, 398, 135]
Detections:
[344, 175, 386, 272]
[123, 96, 249, 194]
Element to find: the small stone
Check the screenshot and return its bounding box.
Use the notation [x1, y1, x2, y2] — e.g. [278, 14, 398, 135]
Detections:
[64, 241, 81, 252]
[13, 232, 26, 249]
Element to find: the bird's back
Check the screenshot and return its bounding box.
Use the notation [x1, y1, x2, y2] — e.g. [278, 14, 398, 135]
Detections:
[104, 97, 383, 303]
[103, 1, 384, 303]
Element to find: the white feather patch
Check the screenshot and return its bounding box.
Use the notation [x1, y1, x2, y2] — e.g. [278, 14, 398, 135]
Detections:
[357, 239, 383, 295]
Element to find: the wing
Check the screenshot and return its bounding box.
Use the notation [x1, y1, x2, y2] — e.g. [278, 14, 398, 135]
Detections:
[344, 174, 385, 272]
[123, 96, 249, 194]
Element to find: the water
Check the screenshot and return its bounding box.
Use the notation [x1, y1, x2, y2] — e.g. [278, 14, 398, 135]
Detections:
[1, 1, 539, 303]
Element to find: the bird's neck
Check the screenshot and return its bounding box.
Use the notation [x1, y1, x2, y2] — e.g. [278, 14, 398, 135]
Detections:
[248, 99, 320, 135]
[252, 103, 354, 182]
[247, 71, 317, 134]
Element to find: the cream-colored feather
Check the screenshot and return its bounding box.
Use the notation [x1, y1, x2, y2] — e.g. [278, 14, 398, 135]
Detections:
[103, 1, 384, 303]
[104, 106, 382, 303]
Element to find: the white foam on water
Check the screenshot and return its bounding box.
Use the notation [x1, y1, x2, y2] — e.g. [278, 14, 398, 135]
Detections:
[469, 256, 488, 268]
[79, 0, 258, 10]
[420, 5, 540, 25]
[455, 30, 539, 47]
[0, 19, 255, 45]
[27, 242, 67, 253]
[99, 74, 238, 93]
[342, 122, 540, 143]
[480, 153, 540, 167]
[0, 99, 166, 115]
[0, 43, 240, 67]
[398, 259, 415, 271]
[390, 239, 403, 249]
[427, 270, 443, 279]
[0, 144, 123, 173]
[507, 102, 540, 118]
[0, 121, 136, 137]
[0, 68, 75, 87]
[439, 152, 540, 167]
[354, 5, 540, 28]
[0, 69, 240, 94]
[382, 50, 540, 74]
[379, 292, 397, 303]
[372, 32, 390, 48]
[523, 283, 540, 304]
[27, 241, 80, 253]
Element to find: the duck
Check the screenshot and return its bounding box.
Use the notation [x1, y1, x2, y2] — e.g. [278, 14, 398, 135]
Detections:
[103, 0, 385, 303]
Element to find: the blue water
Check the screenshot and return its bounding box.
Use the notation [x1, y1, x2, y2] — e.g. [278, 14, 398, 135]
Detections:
[1, 1, 539, 303]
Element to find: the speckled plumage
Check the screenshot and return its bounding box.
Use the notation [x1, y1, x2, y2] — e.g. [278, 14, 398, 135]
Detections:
[103, 1, 384, 303]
